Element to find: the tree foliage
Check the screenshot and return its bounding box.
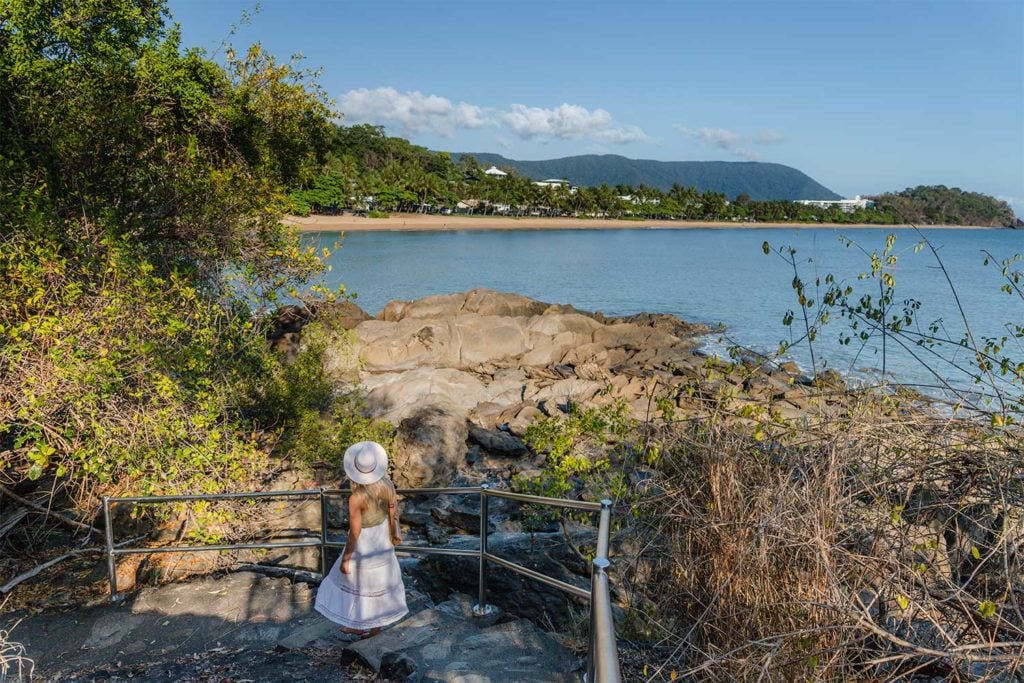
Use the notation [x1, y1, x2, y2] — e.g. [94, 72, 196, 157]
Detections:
[289, 128, 1018, 227]
[0, 0, 337, 497]
[871, 185, 1019, 228]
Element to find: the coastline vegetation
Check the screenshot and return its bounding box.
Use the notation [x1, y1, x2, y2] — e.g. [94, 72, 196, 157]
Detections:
[2, 3, 1023, 681]
[0, 0, 391, 533]
[289, 124, 1020, 228]
[518, 233, 1023, 679]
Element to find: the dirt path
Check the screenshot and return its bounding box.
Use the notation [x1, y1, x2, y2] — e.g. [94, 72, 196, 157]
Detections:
[3, 568, 580, 681]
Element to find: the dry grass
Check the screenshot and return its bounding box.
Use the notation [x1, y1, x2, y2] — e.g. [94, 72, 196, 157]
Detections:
[0, 628, 32, 681]
[620, 394, 1024, 681]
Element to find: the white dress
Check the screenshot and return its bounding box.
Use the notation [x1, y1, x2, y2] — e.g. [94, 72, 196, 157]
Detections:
[315, 504, 408, 630]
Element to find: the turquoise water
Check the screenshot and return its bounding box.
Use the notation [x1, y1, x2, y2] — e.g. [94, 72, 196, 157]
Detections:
[303, 227, 1023, 394]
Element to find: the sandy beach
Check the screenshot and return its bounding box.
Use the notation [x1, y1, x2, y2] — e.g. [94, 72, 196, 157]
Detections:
[286, 213, 998, 232]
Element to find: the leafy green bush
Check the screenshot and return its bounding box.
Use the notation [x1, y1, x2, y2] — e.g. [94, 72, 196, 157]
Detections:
[367, 210, 391, 219]
[516, 400, 635, 500]
[256, 326, 395, 467]
[0, 227, 273, 492]
[0, 0, 337, 502]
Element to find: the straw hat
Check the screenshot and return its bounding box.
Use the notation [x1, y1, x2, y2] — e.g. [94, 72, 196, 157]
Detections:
[343, 441, 389, 485]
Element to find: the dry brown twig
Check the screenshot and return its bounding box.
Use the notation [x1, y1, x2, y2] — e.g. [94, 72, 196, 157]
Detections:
[621, 390, 1024, 681]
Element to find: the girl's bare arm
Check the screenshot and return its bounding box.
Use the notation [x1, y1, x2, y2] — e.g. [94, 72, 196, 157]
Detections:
[341, 493, 363, 574]
[388, 490, 401, 546]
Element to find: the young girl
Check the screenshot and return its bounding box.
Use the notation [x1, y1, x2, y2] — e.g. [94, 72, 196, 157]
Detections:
[315, 441, 408, 636]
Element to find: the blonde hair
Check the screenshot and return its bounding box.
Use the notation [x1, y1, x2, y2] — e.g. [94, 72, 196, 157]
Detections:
[352, 475, 396, 512]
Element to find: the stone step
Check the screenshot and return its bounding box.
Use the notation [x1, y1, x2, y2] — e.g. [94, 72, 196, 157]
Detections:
[341, 594, 582, 682]
[5, 571, 583, 682]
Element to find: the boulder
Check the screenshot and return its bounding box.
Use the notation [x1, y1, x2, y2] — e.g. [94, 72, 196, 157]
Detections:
[601, 311, 710, 339]
[378, 288, 569, 322]
[314, 299, 371, 330]
[392, 404, 469, 488]
[357, 319, 458, 371]
[362, 368, 490, 423]
[467, 423, 528, 456]
[451, 313, 531, 366]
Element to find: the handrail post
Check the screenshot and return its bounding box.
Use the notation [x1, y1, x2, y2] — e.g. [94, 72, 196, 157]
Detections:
[587, 557, 621, 683]
[103, 496, 117, 602]
[587, 559, 597, 683]
[472, 484, 493, 616]
[596, 499, 612, 562]
[319, 488, 328, 578]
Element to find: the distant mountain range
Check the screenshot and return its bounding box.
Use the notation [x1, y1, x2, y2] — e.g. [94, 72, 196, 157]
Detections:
[455, 153, 842, 201]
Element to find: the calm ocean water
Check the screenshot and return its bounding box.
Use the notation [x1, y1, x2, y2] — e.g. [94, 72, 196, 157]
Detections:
[303, 227, 1023, 393]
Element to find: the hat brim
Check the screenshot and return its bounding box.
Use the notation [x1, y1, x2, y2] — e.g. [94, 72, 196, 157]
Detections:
[343, 441, 389, 485]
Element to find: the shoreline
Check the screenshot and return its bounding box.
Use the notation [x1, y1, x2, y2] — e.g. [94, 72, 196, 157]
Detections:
[285, 213, 1004, 232]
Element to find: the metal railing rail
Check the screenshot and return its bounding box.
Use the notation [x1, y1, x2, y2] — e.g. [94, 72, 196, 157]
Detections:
[103, 484, 622, 682]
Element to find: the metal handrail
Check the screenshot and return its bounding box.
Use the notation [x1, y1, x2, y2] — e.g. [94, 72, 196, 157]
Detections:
[482, 487, 604, 511]
[102, 484, 622, 682]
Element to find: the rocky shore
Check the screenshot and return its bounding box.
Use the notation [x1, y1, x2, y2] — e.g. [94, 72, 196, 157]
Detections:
[288, 287, 839, 490]
[8, 289, 1019, 680]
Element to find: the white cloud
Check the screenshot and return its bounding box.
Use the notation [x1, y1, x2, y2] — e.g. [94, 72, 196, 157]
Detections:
[755, 130, 786, 145]
[339, 87, 649, 146]
[732, 147, 761, 161]
[496, 103, 648, 144]
[676, 126, 743, 150]
[338, 87, 485, 138]
[676, 125, 788, 160]
[595, 124, 649, 144]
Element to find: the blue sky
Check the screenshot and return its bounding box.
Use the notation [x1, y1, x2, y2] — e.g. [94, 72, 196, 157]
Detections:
[169, 0, 1023, 211]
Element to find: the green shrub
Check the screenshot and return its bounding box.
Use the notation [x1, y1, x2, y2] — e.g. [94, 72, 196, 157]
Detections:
[256, 331, 395, 467]
[0, 0, 335, 502]
[516, 400, 635, 501]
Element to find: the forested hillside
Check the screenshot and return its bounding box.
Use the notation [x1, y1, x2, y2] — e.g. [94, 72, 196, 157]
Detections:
[871, 186, 1020, 227]
[458, 153, 842, 201]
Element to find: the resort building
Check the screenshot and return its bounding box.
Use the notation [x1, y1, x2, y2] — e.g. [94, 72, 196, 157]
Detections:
[619, 195, 661, 206]
[795, 195, 876, 212]
[533, 178, 569, 188]
[483, 166, 508, 177]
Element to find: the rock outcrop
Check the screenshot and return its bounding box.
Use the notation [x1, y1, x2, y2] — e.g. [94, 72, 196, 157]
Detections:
[391, 404, 469, 489]
[335, 288, 826, 488]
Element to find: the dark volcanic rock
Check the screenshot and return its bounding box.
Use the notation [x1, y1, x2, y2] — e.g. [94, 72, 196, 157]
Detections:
[467, 423, 528, 456]
[392, 405, 469, 488]
[412, 531, 595, 630]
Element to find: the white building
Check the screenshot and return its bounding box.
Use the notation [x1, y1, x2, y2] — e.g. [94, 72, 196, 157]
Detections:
[533, 178, 569, 188]
[795, 195, 875, 212]
[484, 166, 508, 177]
[619, 195, 660, 206]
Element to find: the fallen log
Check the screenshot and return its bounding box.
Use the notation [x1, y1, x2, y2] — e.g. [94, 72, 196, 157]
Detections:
[0, 535, 145, 594]
[0, 485, 100, 535]
[232, 563, 322, 584]
[0, 508, 28, 540]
